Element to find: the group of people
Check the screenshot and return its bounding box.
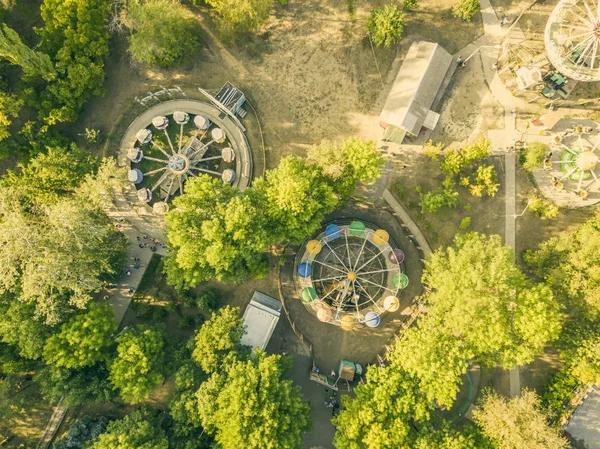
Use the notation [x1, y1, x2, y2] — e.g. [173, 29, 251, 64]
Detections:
[324, 389, 340, 417]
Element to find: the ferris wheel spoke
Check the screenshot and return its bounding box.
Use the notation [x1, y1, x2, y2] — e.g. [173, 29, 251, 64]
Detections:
[178, 176, 184, 196]
[560, 24, 591, 32]
[591, 170, 600, 187]
[343, 232, 352, 271]
[576, 37, 595, 66]
[559, 34, 595, 61]
[352, 235, 369, 271]
[591, 39, 599, 69]
[559, 167, 580, 181]
[191, 167, 222, 176]
[323, 240, 350, 271]
[358, 267, 400, 276]
[189, 141, 214, 159]
[577, 170, 585, 191]
[319, 283, 344, 302]
[151, 170, 171, 192]
[570, 8, 594, 27]
[152, 141, 171, 158]
[179, 124, 184, 153]
[561, 143, 579, 155]
[144, 156, 169, 163]
[581, 0, 597, 22]
[312, 274, 346, 283]
[354, 244, 387, 273]
[311, 259, 347, 274]
[192, 155, 223, 163]
[163, 130, 176, 155]
[354, 279, 377, 304]
[356, 275, 398, 294]
[143, 166, 168, 176]
[163, 177, 176, 203]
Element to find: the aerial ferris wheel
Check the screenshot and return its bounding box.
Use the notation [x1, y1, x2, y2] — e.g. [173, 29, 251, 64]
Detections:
[545, 0, 600, 81]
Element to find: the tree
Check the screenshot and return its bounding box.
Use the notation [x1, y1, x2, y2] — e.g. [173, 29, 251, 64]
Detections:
[0, 144, 99, 206]
[89, 409, 169, 449]
[524, 210, 600, 311]
[43, 302, 116, 369]
[35, 362, 114, 405]
[423, 233, 561, 368]
[53, 416, 108, 449]
[123, 0, 199, 67]
[452, 0, 481, 22]
[570, 336, 600, 384]
[473, 390, 569, 449]
[192, 306, 247, 374]
[109, 326, 165, 404]
[0, 300, 50, 360]
[418, 176, 459, 213]
[413, 422, 494, 449]
[391, 319, 472, 407]
[260, 155, 339, 243]
[522, 142, 548, 171]
[468, 165, 500, 197]
[164, 175, 274, 288]
[441, 137, 490, 174]
[307, 137, 383, 199]
[367, 4, 405, 48]
[0, 90, 22, 142]
[333, 364, 430, 448]
[0, 195, 128, 324]
[0, 24, 56, 80]
[528, 195, 559, 219]
[196, 352, 311, 449]
[204, 0, 272, 40]
[37, 0, 111, 124]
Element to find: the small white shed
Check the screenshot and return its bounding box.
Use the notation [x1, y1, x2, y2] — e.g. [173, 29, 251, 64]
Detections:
[241, 291, 282, 354]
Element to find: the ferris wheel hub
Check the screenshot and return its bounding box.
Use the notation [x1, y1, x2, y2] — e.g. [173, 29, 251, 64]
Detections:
[169, 154, 190, 175]
[347, 271, 357, 281]
[576, 151, 599, 170]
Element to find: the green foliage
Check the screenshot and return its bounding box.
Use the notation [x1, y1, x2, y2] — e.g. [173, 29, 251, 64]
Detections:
[196, 352, 311, 449]
[178, 316, 194, 329]
[261, 155, 339, 243]
[123, 0, 199, 67]
[196, 288, 220, 311]
[0, 90, 23, 142]
[0, 300, 50, 359]
[53, 416, 109, 449]
[422, 233, 561, 370]
[43, 302, 116, 369]
[528, 195, 558, 219]
[164, 175, 274, 288]
[441, 137, 490, 174]
[423, 140, 444, 161]
[522, 142, 548, 171]
[368, 4, 405, 48]
[541, 369, 582, 422]
[459, 216, 471, 229]
[570, 335, 600, 384]
[109, 326, 165, 404]
[452, 0, 481, 21]
[0, 24, 56, 80]
[524, 210, 600, 311]
[37, 0, 111, 124]
[204, 0, 272, 40]
[468, 165, 499, 197]
[473, 390, 569, 449]
[192, 306, 246, 374]
[413, 422, 494, 449]
[403, 0, 419, 9]
[307, 137, 383, 199]
[89, 409, 169, 449]
[346, 0, 357, 19]
[333, 364, 430, 448]
[35, 362, 114, 406]
[419, 176, 459, 213]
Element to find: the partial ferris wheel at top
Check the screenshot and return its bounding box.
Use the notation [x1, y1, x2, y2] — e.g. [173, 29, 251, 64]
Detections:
[545, 0, 600, 81]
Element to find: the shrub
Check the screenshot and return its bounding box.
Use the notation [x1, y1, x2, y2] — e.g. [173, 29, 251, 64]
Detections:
[419, 177, 459, 213]
[196, 288, 221, 311]
[205, 0, 272, 40]
[459, 217, 471, 229]
[151, 307, 168, 321]
[136, 303, 152, 319]
[402, 0, 419, 9]
[522, 142, 548, 171]
[452, 0, 481, 21]
[178, 316, 194, 329]
[423, 140, 444, 161]
[441, 137, 490, 174]
[529, 195, 558, 219]
[542, 369, 582, 422]
[123, 0, 199, 67]
[368, 4, 405, 48]
[469, 165, 500, 197]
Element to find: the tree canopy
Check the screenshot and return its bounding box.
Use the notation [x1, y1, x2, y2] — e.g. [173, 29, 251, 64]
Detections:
[109, 326, 165, 404]
[89, 409, 169, 449]
[422, 233, 561, 368]
[367, 4, 405, 48]
[196, 352, 311, 449]
[204, 0, 272, 40]
[123, 0, 199, 67]
[0, 91, 22, 142]
[43, 302, 117, 369]
[473, 390, 569, 449]
[191, 306, 247, 374]
[0, 23, 56, 80]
